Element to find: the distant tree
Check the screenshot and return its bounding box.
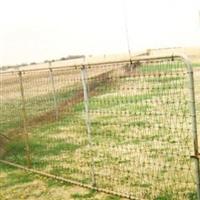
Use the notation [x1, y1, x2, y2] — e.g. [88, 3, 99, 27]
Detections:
[67, 55, 85, 60]
[60, 57, 67, 61]
[20, 63, 27, 67]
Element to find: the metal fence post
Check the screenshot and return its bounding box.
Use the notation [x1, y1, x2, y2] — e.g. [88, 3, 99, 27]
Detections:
[18, 71, 31, 168]
[48, 62, 59, 120]
[81, 65, 96, 187]
[185, 57, 200, 200]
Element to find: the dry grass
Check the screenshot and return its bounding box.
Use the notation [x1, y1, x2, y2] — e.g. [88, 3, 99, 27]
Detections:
[0, 166, 122, 200]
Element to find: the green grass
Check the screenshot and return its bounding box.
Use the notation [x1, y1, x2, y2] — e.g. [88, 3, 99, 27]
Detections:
[4, 133, 82, 168]
[0, 101, 22, 133]
[105, 195, 121, 200]
[0, 74, 183, 136]
[71, 190, 97, 199]
[1, 171, 35, 187]
[187, 192, 198, 200]
[0, 86, 80, 135]
[46, 178, 72, 187]
[154, 194, 172, 200]
[138, 62, 183, 73]
[93, 80, 183, 107]
[146, 76, 184, 83]
[192, 63, 200, 68]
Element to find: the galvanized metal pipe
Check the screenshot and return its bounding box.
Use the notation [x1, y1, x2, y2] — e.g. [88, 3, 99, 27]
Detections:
[182, 56, 200, 200]
[81, 66, 96, 187]
[48, 62, 59, 120]
[0, 54, 186, 75]
[0, 159, 139, 200]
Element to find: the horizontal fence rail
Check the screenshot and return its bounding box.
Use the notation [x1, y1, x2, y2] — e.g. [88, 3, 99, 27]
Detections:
[0, 55, 199, 199]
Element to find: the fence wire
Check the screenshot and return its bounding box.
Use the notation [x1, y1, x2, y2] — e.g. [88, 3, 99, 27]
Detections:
[0, 56, 198, 199]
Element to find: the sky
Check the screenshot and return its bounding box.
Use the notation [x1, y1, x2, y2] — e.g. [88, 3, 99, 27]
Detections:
[0, 0, 200, 66]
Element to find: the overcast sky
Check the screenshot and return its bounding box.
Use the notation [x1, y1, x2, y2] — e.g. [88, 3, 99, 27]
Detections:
[0, 0, 200, 65]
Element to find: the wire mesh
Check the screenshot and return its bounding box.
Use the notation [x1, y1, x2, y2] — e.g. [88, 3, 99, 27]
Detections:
[0, 57, 198, 199]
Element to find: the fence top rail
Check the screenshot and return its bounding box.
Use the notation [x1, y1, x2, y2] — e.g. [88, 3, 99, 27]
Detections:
[0, 54, 190, 75]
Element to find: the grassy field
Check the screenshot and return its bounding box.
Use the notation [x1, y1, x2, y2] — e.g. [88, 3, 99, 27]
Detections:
[0, 163, 122, 200]
[0, 59, 200, 199]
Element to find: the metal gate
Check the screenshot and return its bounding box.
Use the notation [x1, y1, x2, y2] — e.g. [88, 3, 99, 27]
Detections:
[0, 55, 199, 199]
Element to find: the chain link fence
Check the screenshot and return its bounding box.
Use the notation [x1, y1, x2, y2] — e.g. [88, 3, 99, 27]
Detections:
[0, 55, 199, 199]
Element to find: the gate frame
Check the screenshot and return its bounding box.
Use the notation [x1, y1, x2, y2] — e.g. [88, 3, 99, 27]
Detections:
[0, 54, 199, 200]
[183, 55, 200, 200]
